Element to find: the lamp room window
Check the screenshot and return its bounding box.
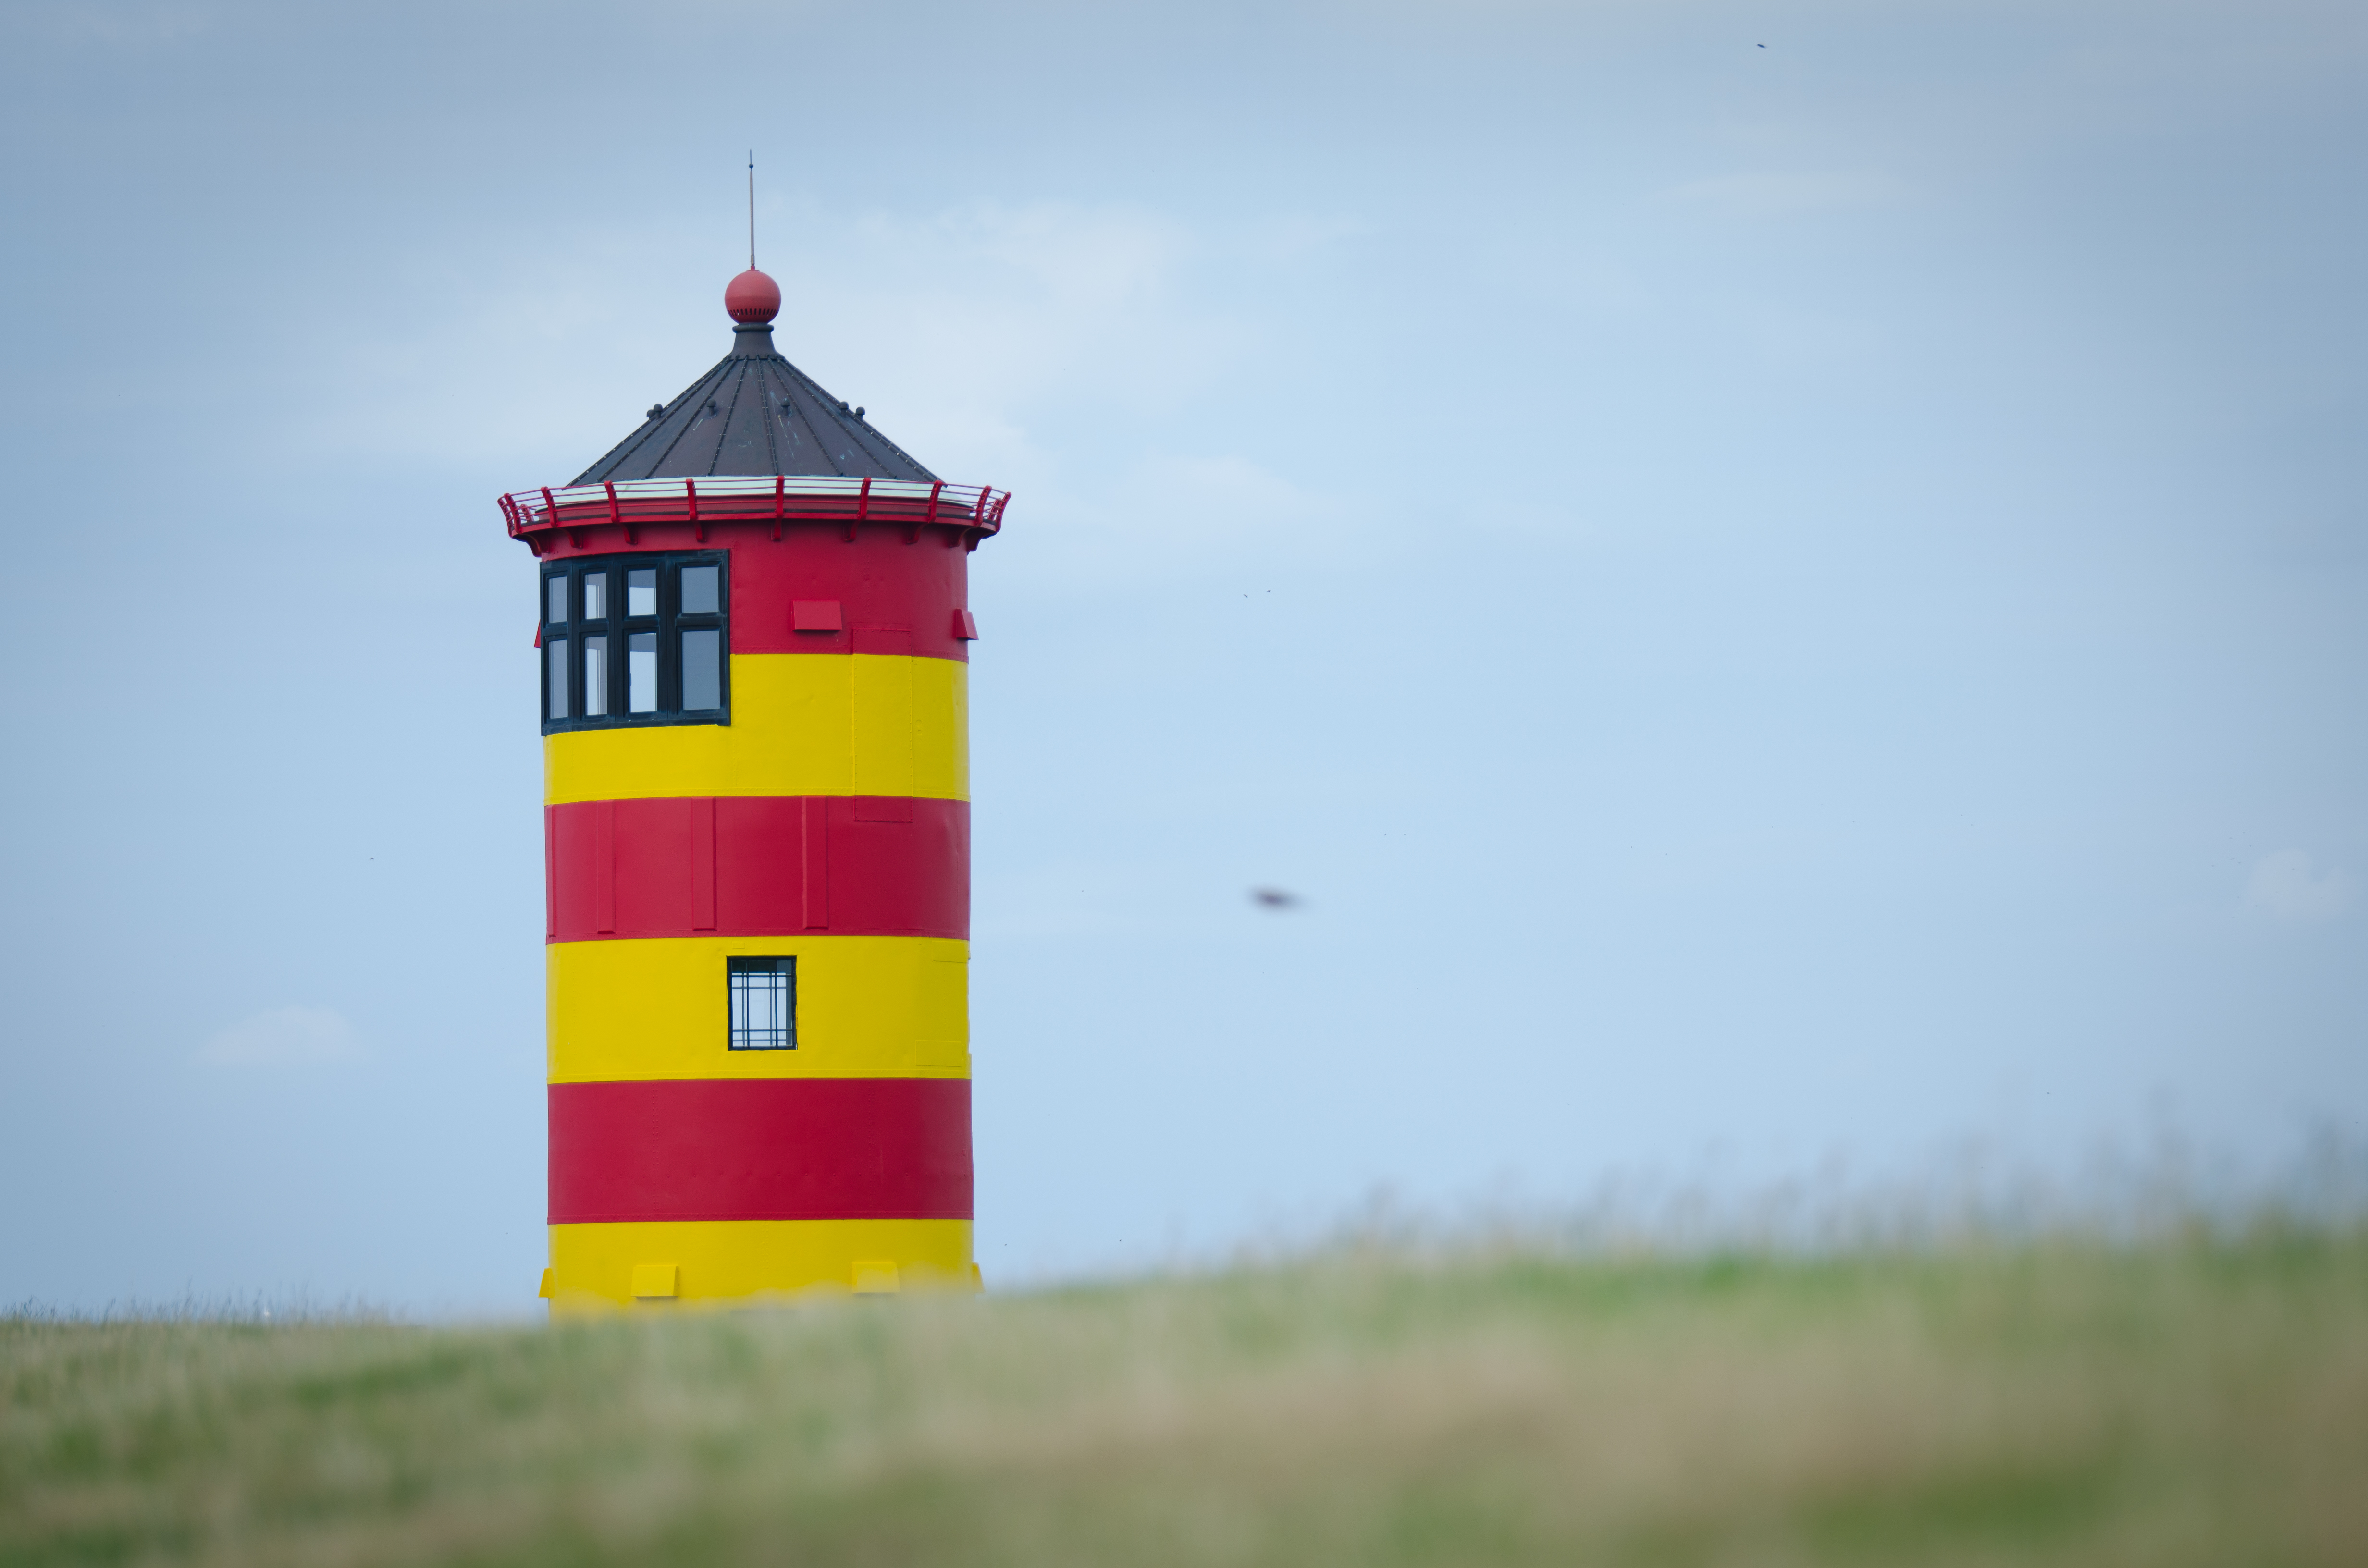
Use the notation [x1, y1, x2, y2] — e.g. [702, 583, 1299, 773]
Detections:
[540, 552, 728, 733]
[728, 957, 796, 1050]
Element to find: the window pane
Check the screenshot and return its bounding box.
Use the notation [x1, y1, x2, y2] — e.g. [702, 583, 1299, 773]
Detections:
[583, 573, 608, 620]
[629, 632, 656, 712]
[584, 636, 609, 716]
[681, 629, 720, 710]
[547, 638, 569, 719]
[680, 564, 719, 615]
[547, 576, 567, 624]
[728, 957, 795, 1049]
[628, 569, 657, 618]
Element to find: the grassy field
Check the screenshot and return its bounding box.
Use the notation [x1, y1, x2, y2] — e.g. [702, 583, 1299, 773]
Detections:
[3, 1229, 2364, 1567]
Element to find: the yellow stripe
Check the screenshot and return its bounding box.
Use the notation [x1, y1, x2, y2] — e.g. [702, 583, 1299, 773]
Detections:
[546, 1218, 975, 1312]
[545, 653, 967, 805]
[549, 934, 968, 1084]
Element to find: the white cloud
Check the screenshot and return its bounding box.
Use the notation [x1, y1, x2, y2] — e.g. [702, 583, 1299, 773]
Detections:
[6, 1, 216, 49]
[794, 200, 1253, 454]
[1664, 171, 1915, 218]
[198, 1006, 365, 1067]
[997, 450, 1357, 593]
[294, 197, 1257, 491]
[1129, 453, 1342, 535]
[2243, 850, 2356, 924]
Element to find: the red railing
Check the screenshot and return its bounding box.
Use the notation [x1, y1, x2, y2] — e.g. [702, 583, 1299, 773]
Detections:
[497, 475, 1010, 551]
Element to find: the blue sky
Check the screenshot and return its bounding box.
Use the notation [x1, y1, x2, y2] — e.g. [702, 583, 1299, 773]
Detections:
[0, 0, 2362, 1313]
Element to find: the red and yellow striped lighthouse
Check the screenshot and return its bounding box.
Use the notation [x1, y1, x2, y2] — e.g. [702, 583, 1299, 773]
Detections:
[502, 265, 1006, 1311]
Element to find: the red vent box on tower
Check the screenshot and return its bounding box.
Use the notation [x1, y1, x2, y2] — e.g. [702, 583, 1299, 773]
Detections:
[792, 600, 843, 633]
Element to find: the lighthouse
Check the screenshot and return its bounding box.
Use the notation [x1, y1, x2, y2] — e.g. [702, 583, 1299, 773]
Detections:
[504, 264, 1006, 1311]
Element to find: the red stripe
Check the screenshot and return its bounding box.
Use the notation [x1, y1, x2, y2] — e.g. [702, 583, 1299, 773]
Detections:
[547, 796, 966, 942]
[530, 527, 973, 662]
[548, 1078, 972, 1223]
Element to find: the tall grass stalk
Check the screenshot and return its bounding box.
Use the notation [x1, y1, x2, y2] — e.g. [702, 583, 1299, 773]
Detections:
[4, 1225, 2364, 1566]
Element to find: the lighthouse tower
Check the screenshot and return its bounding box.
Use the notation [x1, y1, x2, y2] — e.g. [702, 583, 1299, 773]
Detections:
[502, 265, 1006, 1312]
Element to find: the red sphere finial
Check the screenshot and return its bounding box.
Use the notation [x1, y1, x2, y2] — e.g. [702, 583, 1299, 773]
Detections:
[726, 267, 781, 324]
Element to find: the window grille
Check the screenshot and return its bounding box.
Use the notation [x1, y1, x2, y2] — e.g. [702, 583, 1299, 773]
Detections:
[728, 956, 796, 1050]
[539, 551, 729, 734]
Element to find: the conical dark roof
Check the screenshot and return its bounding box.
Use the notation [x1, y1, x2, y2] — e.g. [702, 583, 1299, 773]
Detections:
[570, 321, 938, 486]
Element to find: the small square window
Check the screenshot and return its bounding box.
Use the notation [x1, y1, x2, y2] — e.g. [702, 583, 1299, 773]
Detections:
[728, 956, 795, 1050]
[680, 564, 720, 615]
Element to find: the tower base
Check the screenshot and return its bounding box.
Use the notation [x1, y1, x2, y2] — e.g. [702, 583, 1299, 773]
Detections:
[544, 1218, 977, 1314]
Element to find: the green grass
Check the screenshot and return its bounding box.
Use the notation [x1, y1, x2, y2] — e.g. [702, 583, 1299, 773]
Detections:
[4, 1230, 2365, 1566]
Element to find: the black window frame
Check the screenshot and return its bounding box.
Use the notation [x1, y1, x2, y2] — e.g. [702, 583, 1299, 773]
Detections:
[540, 551, 730, 735]
[727, 956, 797, 1051]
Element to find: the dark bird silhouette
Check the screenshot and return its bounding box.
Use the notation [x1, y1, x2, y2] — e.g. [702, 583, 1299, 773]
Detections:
[1250, 888, 1303, 910]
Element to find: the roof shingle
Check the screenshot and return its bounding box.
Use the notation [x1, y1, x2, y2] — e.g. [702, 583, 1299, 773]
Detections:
[569, 321, 937, 486]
